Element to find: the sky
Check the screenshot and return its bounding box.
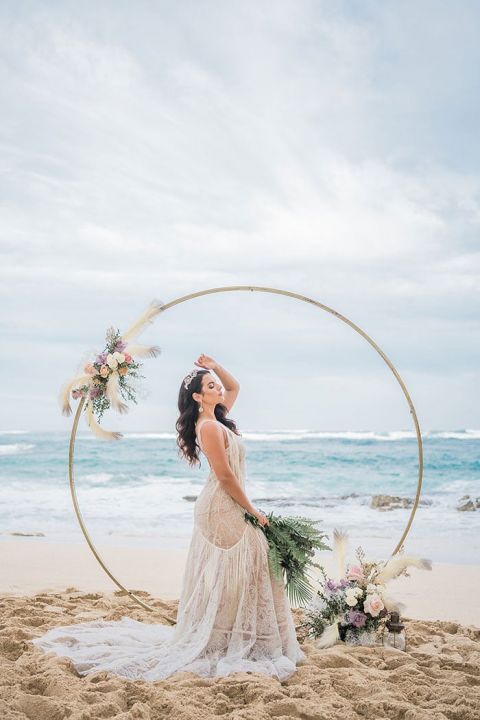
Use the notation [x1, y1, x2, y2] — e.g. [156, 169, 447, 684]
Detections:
[0, 0, 479, 432]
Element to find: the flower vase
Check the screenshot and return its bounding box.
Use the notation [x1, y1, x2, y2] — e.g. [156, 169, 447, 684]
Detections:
[344, 627, 377, 646]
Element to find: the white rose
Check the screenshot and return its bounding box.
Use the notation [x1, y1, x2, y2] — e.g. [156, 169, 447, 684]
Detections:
[113, 352, 125, 363]
[345, 591, 358, 607]
[106, 353, 118, 369]
[366, 583, 377, 594]
[354, 587, 363, 597]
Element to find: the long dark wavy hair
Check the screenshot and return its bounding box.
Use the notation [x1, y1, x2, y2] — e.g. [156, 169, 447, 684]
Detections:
[176, 368, 240, 467]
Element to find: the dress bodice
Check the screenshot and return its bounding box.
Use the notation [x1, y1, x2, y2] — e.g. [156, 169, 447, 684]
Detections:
[195, 420, 246, 480]
[194, 419, 247, 549]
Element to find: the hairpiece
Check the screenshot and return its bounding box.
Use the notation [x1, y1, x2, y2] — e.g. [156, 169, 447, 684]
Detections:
[184, 367, 200, 390]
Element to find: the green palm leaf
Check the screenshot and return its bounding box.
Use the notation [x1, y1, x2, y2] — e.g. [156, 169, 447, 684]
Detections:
[244, 510, 331, 607]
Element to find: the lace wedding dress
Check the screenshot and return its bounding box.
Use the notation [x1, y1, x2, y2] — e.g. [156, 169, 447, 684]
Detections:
[31, 420, 306, 681]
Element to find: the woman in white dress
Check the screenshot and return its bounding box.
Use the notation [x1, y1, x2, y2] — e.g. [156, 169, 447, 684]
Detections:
[31, 355, 306, 681]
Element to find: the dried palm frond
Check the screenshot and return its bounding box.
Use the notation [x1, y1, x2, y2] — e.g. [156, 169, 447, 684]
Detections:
[332, 528, 349, 581]
[123, 343, 162, 359]
[375, 554, 432, 585]
[59, 374, 93, 416]
[315, 620, 341, 648]
[382, 594, 407, 613]
[86, 400, 123, 441]
[105, 371, 129, 414]
[121, 299, 164, 343]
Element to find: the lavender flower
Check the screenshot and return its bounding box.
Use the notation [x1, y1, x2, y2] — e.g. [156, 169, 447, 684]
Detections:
[114, 340, 128, 351]
[325, 579, 340, 593]
[89, 386, 104, 399]
[96, 352, 108, 365]
[348, 610, 367, 628]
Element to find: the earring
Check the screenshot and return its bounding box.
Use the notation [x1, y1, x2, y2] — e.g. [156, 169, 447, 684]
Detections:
[198, 404, 204, 413]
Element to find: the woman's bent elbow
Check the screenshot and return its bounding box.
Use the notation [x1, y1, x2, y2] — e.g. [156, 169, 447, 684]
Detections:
[217, 472, 236, 487]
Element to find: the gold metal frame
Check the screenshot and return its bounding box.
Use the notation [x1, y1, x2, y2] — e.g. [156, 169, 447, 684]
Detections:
[68, 285, 423, 612]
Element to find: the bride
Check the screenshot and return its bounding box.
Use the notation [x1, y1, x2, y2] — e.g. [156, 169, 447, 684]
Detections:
[31, 354, 307, 681]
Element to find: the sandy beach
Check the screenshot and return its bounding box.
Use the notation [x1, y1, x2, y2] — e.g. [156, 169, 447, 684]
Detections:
[1, 539, 480, 719]
[1, 539, 480, 626]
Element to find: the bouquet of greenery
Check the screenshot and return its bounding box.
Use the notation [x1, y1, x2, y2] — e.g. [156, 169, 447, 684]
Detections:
[244, 510, 331, 607]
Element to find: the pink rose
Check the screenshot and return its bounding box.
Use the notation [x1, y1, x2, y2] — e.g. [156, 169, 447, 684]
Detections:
[124, 353, 132, 363]
[99, 365, 110, 378]
[72, 389, 82, 399]
[347, 565, 364, 581]
[84, 363, 95, 375]
[363, 594, 384, 617]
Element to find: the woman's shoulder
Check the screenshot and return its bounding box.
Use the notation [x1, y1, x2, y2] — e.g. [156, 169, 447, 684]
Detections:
[196, 419, 229, 448]
[196, 418, 223, 433]
[196, 419, 242, 440]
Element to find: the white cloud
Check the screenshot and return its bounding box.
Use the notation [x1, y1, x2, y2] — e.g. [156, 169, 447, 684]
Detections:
[0, 1, 478, 430]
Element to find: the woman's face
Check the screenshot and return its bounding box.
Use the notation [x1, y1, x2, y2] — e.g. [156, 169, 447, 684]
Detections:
[199, 373, 224, 407]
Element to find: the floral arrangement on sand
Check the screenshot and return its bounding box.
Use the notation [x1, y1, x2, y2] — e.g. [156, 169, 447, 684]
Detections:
[59, 300, 164, 440]
[301, 529, 432, 646]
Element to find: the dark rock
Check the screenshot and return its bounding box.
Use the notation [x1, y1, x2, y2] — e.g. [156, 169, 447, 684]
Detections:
[456, 495, 480, 511]
[370, 494, 431, 511]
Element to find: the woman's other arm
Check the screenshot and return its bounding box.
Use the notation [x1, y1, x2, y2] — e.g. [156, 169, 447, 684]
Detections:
[193, 354, 240, 412]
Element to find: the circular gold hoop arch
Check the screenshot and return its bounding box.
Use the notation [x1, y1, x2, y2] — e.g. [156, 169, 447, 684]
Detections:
[69, 285, 424, 612]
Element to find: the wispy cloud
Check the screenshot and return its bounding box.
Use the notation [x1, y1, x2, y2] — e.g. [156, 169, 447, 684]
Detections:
[0, 1, 478, 430]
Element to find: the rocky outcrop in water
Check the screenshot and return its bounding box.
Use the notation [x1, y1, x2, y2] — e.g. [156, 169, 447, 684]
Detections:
[457, 495, 480, 511]
[370, 494, 432, 511]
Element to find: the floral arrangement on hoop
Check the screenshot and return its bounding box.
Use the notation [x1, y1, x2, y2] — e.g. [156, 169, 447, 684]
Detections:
[59, 300, 164, 441]
[301, 529, 432, 647]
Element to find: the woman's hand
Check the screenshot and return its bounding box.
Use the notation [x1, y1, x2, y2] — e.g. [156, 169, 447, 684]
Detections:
[253, 509, 270, 527]
[194, 354, 217, 371]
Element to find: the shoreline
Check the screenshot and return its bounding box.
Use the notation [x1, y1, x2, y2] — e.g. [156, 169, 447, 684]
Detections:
[1, 538, 479, 628]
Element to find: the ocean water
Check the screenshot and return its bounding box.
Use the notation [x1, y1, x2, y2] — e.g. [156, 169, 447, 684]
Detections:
[0, 429, 478, 565]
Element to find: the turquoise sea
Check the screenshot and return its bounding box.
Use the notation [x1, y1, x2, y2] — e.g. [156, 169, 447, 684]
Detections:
[0, 429, 478, 564]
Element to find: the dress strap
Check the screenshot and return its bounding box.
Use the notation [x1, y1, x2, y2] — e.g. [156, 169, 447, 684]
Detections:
[196, 420, 229, 451]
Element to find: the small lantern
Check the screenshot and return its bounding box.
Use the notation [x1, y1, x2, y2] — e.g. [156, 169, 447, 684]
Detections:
[382, 611, 407, 651]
